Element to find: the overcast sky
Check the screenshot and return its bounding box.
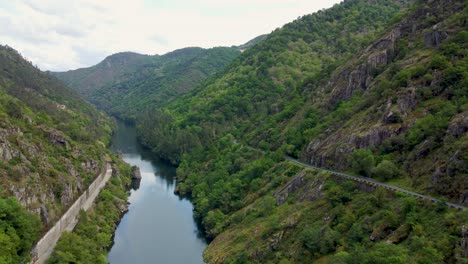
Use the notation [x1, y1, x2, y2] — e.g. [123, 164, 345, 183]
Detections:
[0, 0, 342, 71]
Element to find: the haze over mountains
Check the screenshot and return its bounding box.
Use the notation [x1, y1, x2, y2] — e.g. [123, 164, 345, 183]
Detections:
[53, 46, 247, 121]
[1, 0, 467, 263]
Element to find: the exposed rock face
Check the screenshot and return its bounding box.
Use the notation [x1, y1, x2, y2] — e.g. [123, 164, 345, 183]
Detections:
[65, 160, 83, 193]
[40, 205, 50, 226]
[304, 124, 405, 169]
[268, 231, 284, 251]
[0, 122, 103, 225]
[0, 142, 15, 161]
[274, 171, 306, 205]
[131, 166, 142, 190]
[60, 181, 75, 207]
[9, 183, 55, 217]
[82, 159, 99, 174]
[131, 166, 142, 180]
[348, 125, 406, 149]
[48, 132, 69, 149]
[424, 27, 449, 47]
[326, 0, 460, 107]
[274, 170, 326, 205]
[0, 127, 23, 161]
[111, 164, 120, 178]
[328, 28, 401, 105]
[302, 0, 465, 200]
[37, 125, 70, 149]
[447, 111, 468, 138]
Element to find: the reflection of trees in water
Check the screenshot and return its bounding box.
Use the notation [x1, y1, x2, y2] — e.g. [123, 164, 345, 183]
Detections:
[112, 120, 187, 195]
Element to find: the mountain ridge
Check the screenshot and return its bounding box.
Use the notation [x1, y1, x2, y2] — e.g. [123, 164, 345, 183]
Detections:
[132, 0, 467, 262]
[53, 46, 243, 121]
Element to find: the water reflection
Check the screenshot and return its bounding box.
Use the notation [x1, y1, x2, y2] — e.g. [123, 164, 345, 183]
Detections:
[107, 121, 207, 264]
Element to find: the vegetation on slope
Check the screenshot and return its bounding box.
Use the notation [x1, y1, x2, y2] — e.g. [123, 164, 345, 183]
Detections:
[52, 52, 153, 98]
[0, 197, 41, 263]
[135, 0, 467, 262]
[137, 0, 411, 163]
[54, 47, 241, 121]
[204, 164, 468, 263]
[48, 157, 132, 264]
[0, 45, 114, 262]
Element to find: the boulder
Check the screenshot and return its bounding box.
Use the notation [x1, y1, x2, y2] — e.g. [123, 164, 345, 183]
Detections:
[131, 166, 142, 180]
[447, 111, 468, 138]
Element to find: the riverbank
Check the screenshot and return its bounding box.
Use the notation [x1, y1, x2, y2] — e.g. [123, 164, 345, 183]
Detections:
[40, 121, 207, 263]
[45, 156, 133, 263]
[107, 121, 207, 264]
[31, 159, 113, 264]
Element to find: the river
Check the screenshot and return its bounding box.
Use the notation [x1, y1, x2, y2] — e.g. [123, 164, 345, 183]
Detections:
[107, 121, 207, 264]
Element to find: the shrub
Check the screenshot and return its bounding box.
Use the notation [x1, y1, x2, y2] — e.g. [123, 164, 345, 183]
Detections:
[372, 160, 400, 181]
[6, 101, 22, 119]
[429, 55, 449, 70]
[300, 226, 339, 255]
[406, 114, 448, 147]
[0, 197, 41, 263]
[350, 149, 375, 177]
[392, 70, 411, 87]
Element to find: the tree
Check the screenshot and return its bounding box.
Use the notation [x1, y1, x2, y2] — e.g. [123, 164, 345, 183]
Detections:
[350, 149, 375, 177]
[0, 197, 41, 263]
[372, 160, 400, 181]
[6, 101, 22, 119]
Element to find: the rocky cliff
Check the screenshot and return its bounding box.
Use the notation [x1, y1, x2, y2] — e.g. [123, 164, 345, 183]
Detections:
[302, 0, 467, 202]
[0, 45, 113, 228]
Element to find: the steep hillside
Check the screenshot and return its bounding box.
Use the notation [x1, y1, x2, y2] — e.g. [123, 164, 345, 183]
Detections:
[138, 0, 412, 163]
[0, 45, 117, 262]
[136, 0, 468, 262]
[54, 47, 240, 121]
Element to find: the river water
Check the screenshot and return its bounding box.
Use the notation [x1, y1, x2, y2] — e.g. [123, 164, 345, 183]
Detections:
[107, 121, 207, 264]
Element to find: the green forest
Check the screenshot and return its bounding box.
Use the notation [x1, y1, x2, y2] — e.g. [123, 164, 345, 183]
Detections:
[54, 47, 241, 122]
[135, 0, 468, 262]
[48, 158, 132, 263]
[0, 45, 128, 263]
[1, 0, 467, 263]
[0, 197, 40, 263]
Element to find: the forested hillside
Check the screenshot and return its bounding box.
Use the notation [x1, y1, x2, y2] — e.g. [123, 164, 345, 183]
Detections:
[135, 0, 468, 262]
[54, 47, 241, 121]
[52, 52, 152, 98]
[0, 45, 122, 262]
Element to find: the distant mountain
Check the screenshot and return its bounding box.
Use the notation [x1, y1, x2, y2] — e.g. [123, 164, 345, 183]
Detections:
[53, 47, 241, 121]
[0, 45, 117, 262]
[53, 52, 153, 98]
[136, 0, 468, 262]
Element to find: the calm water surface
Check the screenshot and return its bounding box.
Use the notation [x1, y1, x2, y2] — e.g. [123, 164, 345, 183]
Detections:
[107, 121, 207, 264]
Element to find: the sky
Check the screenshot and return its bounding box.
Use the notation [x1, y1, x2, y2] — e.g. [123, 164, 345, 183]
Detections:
[0, 0, 342, 71]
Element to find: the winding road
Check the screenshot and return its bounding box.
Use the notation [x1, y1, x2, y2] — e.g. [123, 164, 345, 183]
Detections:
[285, 156, 467, 211]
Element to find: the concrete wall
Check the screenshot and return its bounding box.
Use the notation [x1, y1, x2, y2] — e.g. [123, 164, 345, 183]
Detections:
[31, 163, 113, 264]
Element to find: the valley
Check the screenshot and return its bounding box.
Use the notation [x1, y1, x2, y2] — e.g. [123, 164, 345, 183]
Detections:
[107, 121, 207, 264]
[0, 0, 467, 263]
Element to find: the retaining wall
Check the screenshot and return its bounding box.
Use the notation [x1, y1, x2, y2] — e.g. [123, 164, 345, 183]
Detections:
[31, 163, 113, 264]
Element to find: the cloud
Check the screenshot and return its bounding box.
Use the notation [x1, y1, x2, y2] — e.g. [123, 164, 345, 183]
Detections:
[0, 0, 342, 71]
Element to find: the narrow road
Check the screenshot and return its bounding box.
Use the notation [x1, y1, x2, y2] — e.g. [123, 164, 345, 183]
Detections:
[285, 156, 467, 211]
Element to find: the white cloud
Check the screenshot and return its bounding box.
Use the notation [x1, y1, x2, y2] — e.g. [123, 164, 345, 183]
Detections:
[0, 0, 341, 71]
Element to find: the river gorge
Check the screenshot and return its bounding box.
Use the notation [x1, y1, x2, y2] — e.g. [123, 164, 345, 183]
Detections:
[107, 121, 207, 263]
